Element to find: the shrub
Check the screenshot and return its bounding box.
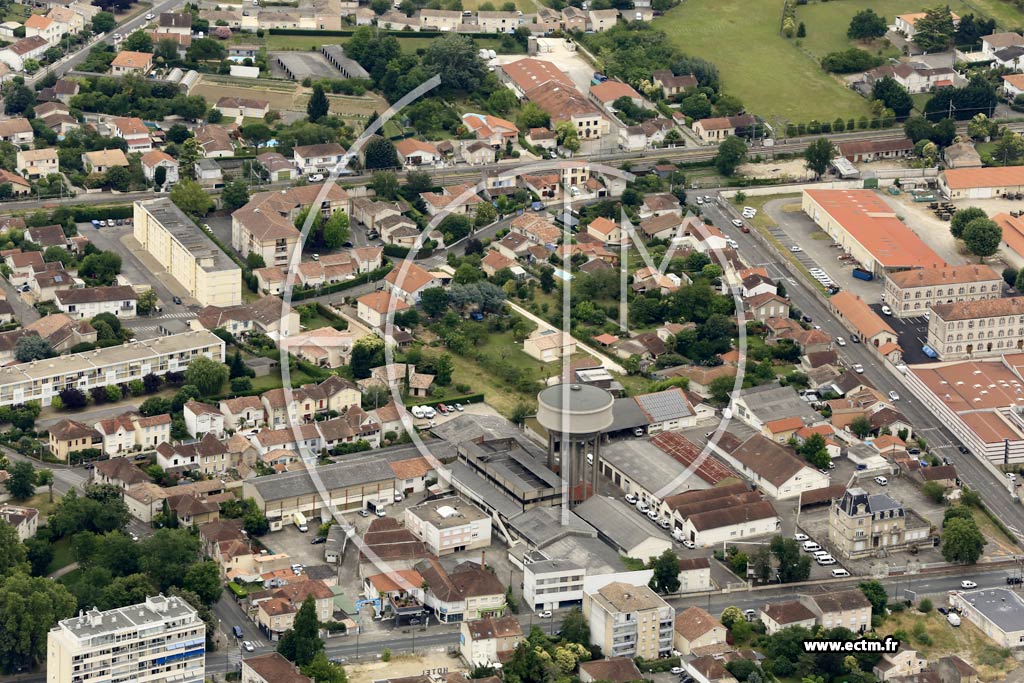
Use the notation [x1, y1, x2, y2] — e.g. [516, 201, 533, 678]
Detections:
[918, 598, 933, 613]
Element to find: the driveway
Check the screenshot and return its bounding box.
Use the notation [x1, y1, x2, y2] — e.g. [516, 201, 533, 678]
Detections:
[873, 305, 932, 364]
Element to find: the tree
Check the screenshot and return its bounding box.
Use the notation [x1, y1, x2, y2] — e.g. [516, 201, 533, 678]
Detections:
[221, 179, 250, 211]
[302, 653, 348, 683]
[364, 138, 400, 170]
[177, 138, 201, 179]
[371, 171, 399, 200]
[35, 469, 54, 503]
[951, 207, 987, 240]
[0, 573, 76, 673]
[306, 84, 330, 123]
[715, 136, 747, 176]
[170, 179, 214, 218]
[3, 84, 34, 116]
[14, 335, 53, 362]
[423, 34, 486, 92]
[647, 548, 681, 593]
[849, 415, 873, 438]
[515, 102, 549, 130]
[5, 462, 35, 500]
[993, 129, 1024, 165]
[803, 138, 836, 180]
[797, 433, 831, 469]
[350, 336, 385, 379]
[0, 521, 27, 576]
[557, 607, 589, 646]
[323, 211, 349, 249]
[967, 113, 996, 141]
[419, 287, 450, 318]
[123, 30, 152, 52]
[79, 253, 122, 287]
[278, 595, 324, 666]
[942, 516, 986, 563]
[138, 529, 200, 592]
[963, 217, 1002, 261]
[435, 354, 453, 386]
[92, 11, 116, 33]
[847, 9, 887, 40]
[487, 88, 518, 115]
[922, 480, 946, 503]
[912, 6, 956, 52]
[770, 535, 811, 583]
[554, 121, 579, 153]
[183, 561, 222, 605]
[872, 76, 914, 118]
[183, 356, 228, 396]
[475, 202, 497, 227]
[859, 580, 888, 615]
[720, 606, 744, 629]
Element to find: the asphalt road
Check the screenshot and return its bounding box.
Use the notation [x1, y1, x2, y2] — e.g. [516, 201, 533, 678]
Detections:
[702, 198, 1024, 540]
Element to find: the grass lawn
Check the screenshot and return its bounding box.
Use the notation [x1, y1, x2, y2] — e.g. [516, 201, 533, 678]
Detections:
[21, 491, 60, 518]
[249, 366, 321, 392]
[449, 323, 553, 418]
[46, 537, 75, 576]
[4, 4, 33, 21]
[654, 0, 873, 123]
[876, 611, 1016, 680]
[957, 0, 1024, 30]
[461, 0, 540, 11]
[795, 0, 969, 59]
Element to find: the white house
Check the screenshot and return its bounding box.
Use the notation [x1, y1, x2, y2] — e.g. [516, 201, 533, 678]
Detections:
[54, 285, 138, 320]
[95, 412, 172, 457]
[183, 400, 226, 438]
[293, 143, 347, 176]
[140, 150, 179, 187]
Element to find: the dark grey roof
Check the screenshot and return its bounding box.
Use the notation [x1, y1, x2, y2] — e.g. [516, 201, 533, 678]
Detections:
[996, 45, 1024, 60]
[448, 461, 523, 519]
[608, 396, 649, 431]
[959, 588, 1024, 632]
[599, 439, 691, 495]
[507, 505, 596, 547]
[574, 495, 669, 554]
[429, 413, 519, 443]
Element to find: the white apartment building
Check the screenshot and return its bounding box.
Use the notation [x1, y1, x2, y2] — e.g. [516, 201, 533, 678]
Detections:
[95, 412, 172, 457]
[403, 497, 491, 556]
[55, 285, 138, 320]
[926, 297, 1024, 360]
[883, 264, 1002, 318]
[584, 578, 675, 660]
[0, 330, 224, 407]
[524, 558, 585, 611]
[47, 595, 205, 683]
[134, 198, 242, 307]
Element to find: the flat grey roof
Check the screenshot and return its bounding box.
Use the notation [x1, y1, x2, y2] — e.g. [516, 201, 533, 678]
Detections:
[55, 595, 198, 641]
[608, 397, 648, 431]
[429, 413, 521, 444]
[960, 588, 1024, 633]
[599, 439, 692, 496]
[460, 437, 562, 491]
[738, 382, 822, 425]
[139, 198, 239, 275]
[574, 495, 668, 554]
[538, 383, 614, 412]
[406, 497, 488, 528]
[508, 505, 597, 548]
[448, 460, 524, 519]
[542, 532, 626, 574]
[249, 443, 447, 502]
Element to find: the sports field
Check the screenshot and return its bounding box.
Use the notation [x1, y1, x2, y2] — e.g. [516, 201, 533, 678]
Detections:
[654, 0, 873, 123]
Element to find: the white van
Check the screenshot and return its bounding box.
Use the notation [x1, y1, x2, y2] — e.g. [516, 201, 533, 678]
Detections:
[411, 405, 425, 419]
[812, 549, 831, 559]
[831, 568, 851, 578]
[817, 556, 837, 566]
[802, 540, 821, 552]
[947, 612, 961, 627]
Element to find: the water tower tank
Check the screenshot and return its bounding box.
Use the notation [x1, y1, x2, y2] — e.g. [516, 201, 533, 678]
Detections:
[536, 383, 614, 436]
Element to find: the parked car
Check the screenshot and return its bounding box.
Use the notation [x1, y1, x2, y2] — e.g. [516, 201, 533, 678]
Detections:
[144, 12, 155, 19]
[454, 403, 464, 411]
[947, 612, 961, 627]
[311, 536, 327, 545]
[172, 296, 182, 305]
[538, 611, 553, 619]
[357, 509, 370, 517]
[802, 315, 813, 323]
[625, 493, 638, 504]
[1008, 473, 1018, 482]
[836, 337, 846, 346]
[888, 390, 900, 401]
[874, 476, 888, 486]
[1008, 576, 1023, 585]
[242, 641, 255, 652]
[881, 305, 892, 315]
[636, 501, 650, 513]
[646, 509, 659, 521]
[670, 668, 685, 675]
[794, 533, 809, 541]
[308, 173, 325, 182]
[731, 219, 743, 228]
[853, 363, 865, 374]
[790, 245, 802, 252]
[681, 540, 696, 549]
[850, 334, 861, 343]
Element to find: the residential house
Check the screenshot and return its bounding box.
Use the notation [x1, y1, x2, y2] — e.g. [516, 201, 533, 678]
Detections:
[799, 589, 873, 632]
[523, 328, 576, 362]
[219, 395, 265, 432]
[652, 69, 697, 97]
[49, 419, 102, 461]
[140, 150, 179, 187]
[760, 600, 817, 635]
[95, 412, 171, 457]
[384, 261, 441, 304]
[81, 148, 128, 174]
[395, 138, 440, 168]
[0, 504, 38, 541]
[54, 285, 137, 320]
[256, 152, 297, 182]
[216, 96, 270, 119]
[184, 400, 226, 438]
[673, 606, 726, 655]
[17, 147, 58, 179]
[108, 116, 152, 153]
[691, 115, 756, 143]
[874, 650, 927, 682]
[0, 36, 48, 72]
[110, 50, 153, 75]
[416, 558, 506, 622]
[293, 143, 347, 175]
[0, 117, 33, 145]
[462, 113, 518, 148]
[459, 616, 523, 667]
[713, 432, 830, 500]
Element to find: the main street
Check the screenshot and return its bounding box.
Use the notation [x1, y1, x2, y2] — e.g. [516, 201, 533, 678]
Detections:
[700, 198, 1024, 538]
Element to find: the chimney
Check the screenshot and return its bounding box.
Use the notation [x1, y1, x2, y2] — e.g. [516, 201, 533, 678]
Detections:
[480, 550, 486, 569]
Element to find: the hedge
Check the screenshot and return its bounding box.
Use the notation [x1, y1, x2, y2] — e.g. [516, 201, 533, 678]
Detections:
[289, 263, 393, 301]
[227, 582, 248, 598]
[383, 244, 410, 259]
[71, 205, 133, 222]
[410, 393, 485, 408]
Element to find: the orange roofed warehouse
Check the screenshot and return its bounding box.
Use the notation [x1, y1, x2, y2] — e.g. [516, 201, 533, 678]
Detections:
[904, 354, 1024, 463]
[802, 189, 945, 277]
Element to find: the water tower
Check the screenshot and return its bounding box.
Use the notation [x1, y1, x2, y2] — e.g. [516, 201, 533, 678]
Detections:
[536, 383, 614, 507]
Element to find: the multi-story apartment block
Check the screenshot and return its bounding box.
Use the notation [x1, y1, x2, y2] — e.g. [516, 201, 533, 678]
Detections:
[829, 487, 931, 559]
[883, 264, 1002, 318]
[524, 558, 585, 611]
[0, 330, 224, 408]
[47, 595, 205, 683]
[584, 580, 675, 660]
[134, 198, 242, 307]
[403, 497, 491, 556]
[55, 285, 138, 320]
[926, 297, 1024, 360]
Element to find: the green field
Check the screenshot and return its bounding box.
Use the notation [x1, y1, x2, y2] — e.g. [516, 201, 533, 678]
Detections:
[654, 0, 873, 123]
[958, 0, 1024, 30]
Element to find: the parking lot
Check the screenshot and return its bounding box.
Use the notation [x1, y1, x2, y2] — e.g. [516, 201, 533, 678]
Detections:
[871, 303, 932, 364]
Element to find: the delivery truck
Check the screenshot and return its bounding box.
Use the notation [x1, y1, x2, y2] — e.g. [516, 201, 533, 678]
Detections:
[294, 511, 308, 532]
